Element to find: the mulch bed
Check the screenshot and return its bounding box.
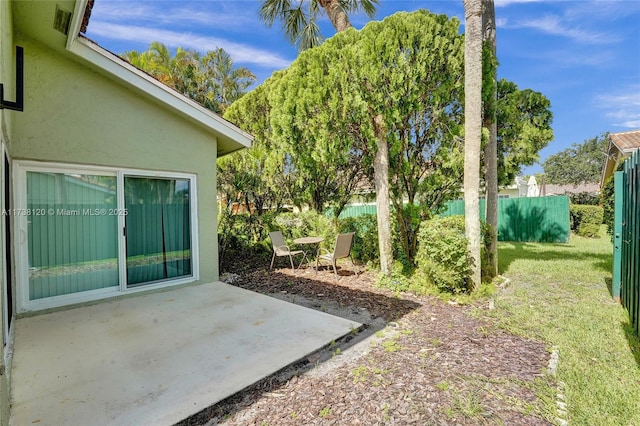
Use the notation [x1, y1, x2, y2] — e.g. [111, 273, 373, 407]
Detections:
[181, 254, 555, 425]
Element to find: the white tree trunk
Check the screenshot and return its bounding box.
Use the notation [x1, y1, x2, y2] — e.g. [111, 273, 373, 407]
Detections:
[373, 113, 393, 276]
[483, 0, 499, 277]
[464, 0, 483, 289]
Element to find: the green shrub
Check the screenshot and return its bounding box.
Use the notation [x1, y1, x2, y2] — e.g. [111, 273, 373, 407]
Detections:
[273, 211, 336, 249]
[570, 204, 604, 237]
[377, 261, 412, 293]
[480, 220, 497, 282]
[338, 214, 379, 265]
[600, 175, 615, 237]
[577, 223, 601, 238]
[414, 215, 471, 294]
[569, 191, 600, 205]
[218, 211, 275, 270]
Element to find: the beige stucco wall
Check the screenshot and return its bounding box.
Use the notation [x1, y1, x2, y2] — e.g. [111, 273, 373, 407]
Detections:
[10, 35, 220, 283]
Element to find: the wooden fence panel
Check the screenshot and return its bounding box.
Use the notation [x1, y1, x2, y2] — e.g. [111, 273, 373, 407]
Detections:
[619, 150, 640, 336]
[335, 196, 570, 243]
[442, 196, 570, 243]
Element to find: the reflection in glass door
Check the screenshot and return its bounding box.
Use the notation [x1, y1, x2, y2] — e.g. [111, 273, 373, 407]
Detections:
[26, 171, 119, 300]
[124, 176, 192, 287]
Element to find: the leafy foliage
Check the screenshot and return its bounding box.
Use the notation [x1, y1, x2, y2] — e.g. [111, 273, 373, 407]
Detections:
[271, 10, 465, 265]
[258, 0, 379, 50]
[338, 214, 379, 264]
[496, 80, 554, 185]
[600, 175, 616, 237]
[274, 210, 336, 246]
[543, 133, 609, 185]
[414, 216, 472, 294]
[569, 192, 600, 206]
[569, 204, 604, 238]
[123, 42, 255, 113]
[220, 73, 296, 216]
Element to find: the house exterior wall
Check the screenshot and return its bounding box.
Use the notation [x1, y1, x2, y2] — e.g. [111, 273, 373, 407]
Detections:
[10, 35, 220, 285]
[0, 2, 13, 424]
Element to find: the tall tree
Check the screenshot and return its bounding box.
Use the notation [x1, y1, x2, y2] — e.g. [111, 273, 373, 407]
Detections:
[221, 71, 303, 215]
[463, 0, 484, 289]
[271, 11, 464, 273]
[497, 80, 554, 185]
[482, 0, 498, 277]
[201, 48, 256, 113]
[123, 42, 255, 113]
[543, 134, 608, 185]
[259, 0, 378, 50]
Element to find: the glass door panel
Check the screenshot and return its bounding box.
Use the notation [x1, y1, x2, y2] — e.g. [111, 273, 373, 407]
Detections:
[124, 176, 192, 287]
[26, 172, 119, 300]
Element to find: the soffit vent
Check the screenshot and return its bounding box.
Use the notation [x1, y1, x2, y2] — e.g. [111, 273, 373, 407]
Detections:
[53, 5, 72, 35]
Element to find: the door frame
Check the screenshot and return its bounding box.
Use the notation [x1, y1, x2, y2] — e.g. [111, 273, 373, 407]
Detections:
[13, 161, 199, 313]
[1, 144, 12, 344]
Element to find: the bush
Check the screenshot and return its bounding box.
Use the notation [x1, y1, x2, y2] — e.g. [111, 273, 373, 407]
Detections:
[600, 175, 615, 237]
[570, 204, 604, 238]
[338, 214, 379, 265]
[569, 191, 600, 206]
[414, 215, 471, 294]
[218, 211, 276, 271]
[273, 210, 336, 249]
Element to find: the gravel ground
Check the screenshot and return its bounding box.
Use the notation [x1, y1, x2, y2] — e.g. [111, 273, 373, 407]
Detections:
[179, 258, 555, 425]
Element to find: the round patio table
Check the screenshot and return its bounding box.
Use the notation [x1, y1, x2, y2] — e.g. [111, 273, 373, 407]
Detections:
[293, 236, 324, 269]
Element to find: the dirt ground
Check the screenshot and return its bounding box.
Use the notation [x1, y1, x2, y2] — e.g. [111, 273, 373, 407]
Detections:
[180, 256, 555, 425]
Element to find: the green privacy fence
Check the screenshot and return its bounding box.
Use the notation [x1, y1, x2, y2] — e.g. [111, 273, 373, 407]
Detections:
[442, 196, 570, 243]
[615, 150, 640, 336]
[336, 196, 570, 243]
[337, 204, 378, 218]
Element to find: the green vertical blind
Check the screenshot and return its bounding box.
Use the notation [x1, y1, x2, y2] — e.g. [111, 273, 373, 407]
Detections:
[27, 172, 119, 299]
[125, 177, 192, 286]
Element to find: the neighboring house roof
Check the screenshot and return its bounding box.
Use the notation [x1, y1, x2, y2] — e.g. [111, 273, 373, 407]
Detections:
[610, 129, 640, 154]
[541, 183, 600, 196]
[11, 0, 252, 156]
[601, 129, 640, 187]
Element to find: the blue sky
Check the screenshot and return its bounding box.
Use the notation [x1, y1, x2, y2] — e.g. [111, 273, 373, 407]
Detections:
[85, 0, 640, 174]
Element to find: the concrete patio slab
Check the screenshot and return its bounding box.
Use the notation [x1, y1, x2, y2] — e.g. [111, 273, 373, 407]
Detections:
[9, 282, 360, 426]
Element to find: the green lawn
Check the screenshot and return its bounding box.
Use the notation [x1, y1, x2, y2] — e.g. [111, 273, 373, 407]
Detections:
[490, 228, 640, 425]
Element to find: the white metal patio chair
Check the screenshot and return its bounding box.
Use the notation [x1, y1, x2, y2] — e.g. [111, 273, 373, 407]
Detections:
[316, 232, 358, 278]
[269, 231, 306, 273]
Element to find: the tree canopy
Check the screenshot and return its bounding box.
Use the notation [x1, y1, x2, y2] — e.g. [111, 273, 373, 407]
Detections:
[496, 79, 554, 186]
[543, 133, 608, 185]
[268, 10, 465, 266]
[259, 0, 379, 50]
[123, 42, 255, 113]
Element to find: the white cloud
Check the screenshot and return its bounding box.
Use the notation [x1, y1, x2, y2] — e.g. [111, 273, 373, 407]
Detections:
[508, 15, 619, 44]
[88, 21, 293, 69]
[90, 1, 256, 30]
[595, 86, 640, 129]
[495, 0, 540, 7]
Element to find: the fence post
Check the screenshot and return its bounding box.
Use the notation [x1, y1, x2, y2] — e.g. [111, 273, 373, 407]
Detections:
[612, 171, 623, 302]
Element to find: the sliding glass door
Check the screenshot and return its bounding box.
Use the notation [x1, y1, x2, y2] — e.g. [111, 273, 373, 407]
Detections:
[26, 171, 119, 299]
[124, 176, 192, 287]
[16, 163, 197, 312]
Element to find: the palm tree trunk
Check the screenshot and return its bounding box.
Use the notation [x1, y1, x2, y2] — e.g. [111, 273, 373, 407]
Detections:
[483, 0, 499, 278]
[464, 0, 483, 289]
[373, 113, 392, 276]
[319, 0, 353, 32]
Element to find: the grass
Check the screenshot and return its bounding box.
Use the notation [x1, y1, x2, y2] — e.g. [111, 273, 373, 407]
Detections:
[488, 226, 640, 425]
